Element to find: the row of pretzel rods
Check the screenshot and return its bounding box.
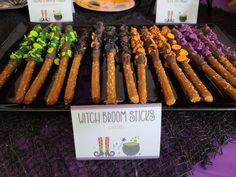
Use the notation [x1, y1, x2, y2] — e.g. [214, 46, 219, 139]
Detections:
[1, 23, 236, 105]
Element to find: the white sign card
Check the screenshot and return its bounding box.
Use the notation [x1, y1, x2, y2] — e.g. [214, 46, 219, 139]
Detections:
[27, 0, 74, 23]
[71, 104, 162, 160]
[155, 0, 200, 24]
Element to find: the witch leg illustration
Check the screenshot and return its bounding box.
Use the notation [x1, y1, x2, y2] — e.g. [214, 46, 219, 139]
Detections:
[94, 137, 104, 157]
[44, 10, 50, 21]
[105, 137, 115, 157]
[40, 10, 45, 21]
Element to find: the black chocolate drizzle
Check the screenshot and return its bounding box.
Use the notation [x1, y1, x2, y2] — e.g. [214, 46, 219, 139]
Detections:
[73, 31, 90, 55]
[104, 26, 118, 53]
[92, 21, 105, 50]
[118, 24, 132, 56]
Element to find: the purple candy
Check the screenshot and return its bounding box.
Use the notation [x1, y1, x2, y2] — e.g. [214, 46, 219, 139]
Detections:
[189, 33, 198, 40]
[180, 38, 188, 46]
[202, 47, 211, 57]
[173, 28, 183, 39]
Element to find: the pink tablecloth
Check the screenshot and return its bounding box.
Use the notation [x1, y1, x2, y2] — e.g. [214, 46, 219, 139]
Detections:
[191, 143, 236, 177]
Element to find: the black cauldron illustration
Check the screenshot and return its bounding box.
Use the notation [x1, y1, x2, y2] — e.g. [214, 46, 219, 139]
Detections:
[179, 12, 187, 22]
[122, 142, 140, 156]
[54, 11, 62, 21]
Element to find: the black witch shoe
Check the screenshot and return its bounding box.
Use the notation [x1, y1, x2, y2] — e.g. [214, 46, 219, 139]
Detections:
[94, 150, 104, 157]
[105, 150, 115, 157]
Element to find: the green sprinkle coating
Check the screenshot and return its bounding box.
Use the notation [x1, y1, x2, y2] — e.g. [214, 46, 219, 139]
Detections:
[47, 25, 61, 54]
[54, 28, 77, 64]
[28, 26, 51, 63]
[10, 24, 42, 65]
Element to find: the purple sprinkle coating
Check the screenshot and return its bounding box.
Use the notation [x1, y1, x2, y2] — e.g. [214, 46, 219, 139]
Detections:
[201, 25, 236, 64]
[178, 25, 210, 57]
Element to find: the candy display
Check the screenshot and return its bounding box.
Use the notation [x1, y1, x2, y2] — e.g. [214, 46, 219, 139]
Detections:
[179, 25, 236, 89]
[119, 25, 139, 104]
[150, 25, 201, 103]
[0, 25, 42, 89]
[0, 23, 236, 108]
[46, 25, 77, 105]
[24, 24, 62, 105]
[172, 26, 236, 101]
[16, 25, 51, 104]
[140, 26, 176, 106]
[162, 26, 213, 103]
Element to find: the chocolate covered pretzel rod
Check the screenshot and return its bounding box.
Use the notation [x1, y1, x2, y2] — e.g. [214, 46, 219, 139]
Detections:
[91, 22, 105, 104]
[64, 31, 89, 105]
[140, 26, 175, 106]
[162, 26, 213, 102]
[150, 25, 200, 103]
[194, 28, 236, 77]
[119, 25, 139, 104]
[201, 24, 236, 66]
[46, 25, 77, 105]
[23, 25, 62, 105]
[0, 25, 42, 89]
[16, 26, 50, 104]
[178, 24, 236, 89]
[172, 28, 236, 101]
[130, 27, 147, 104]
[104, 26, 117, 104]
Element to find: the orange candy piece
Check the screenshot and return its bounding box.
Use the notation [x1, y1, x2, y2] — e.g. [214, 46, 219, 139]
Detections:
[172, 44, 181, 51]
[167, 33, 175, 39]
[179, 49, 188, 56]
[161, 26, 169, 35]
[177, 55, 187, 62]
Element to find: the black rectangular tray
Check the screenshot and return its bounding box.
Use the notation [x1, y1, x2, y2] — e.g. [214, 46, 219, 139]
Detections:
[0, 23, 236, 111]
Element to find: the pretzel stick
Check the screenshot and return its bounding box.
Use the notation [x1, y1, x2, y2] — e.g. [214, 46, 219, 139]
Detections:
[0, 25, 42, 89]
[194, 28, 236, 77]
[119, 25, 139, 104]
[91, 22, 105, 104]
[150, 26, 200, 103]
[64, 31, 89, 105]
[130, 27, 147, 104]
[173, 28, 236, 101]
[16, 26, 50, 104]
[162, 26, 213, 102]
[180, 61, 213, 102]
[46, 25, 77, 105]
[24, 25, 61, 104]
[104, 26, 117, 104]
[201, 64, 236, 101]
[206, 55, 236, 88]
[141, 26, 175, 106]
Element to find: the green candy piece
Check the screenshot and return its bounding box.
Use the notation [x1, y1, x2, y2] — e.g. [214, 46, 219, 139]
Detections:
[54, 58, 60, 65]
[33, 43, 43, 49]
[47, 48, 54, 54]
[29, 30, 39, 38]
[67, 49, 72, 57]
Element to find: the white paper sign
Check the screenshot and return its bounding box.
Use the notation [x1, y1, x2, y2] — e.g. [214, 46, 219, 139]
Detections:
[71, 104, 162, 160]
[155, 0, 199, 24]
[27, 0, 73, 22]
